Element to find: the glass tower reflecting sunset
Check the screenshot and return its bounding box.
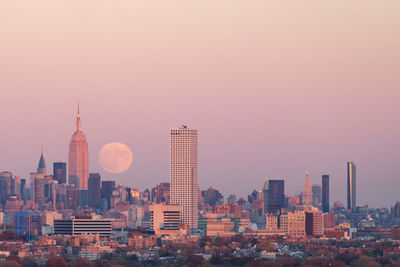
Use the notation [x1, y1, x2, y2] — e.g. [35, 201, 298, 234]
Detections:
[347, 161, 356, 210]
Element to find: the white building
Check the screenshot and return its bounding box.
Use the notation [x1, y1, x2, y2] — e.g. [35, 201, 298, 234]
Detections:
[170, 126, 199, 230]
[149, 203, 182, 236]
[286, 211, 306, 238]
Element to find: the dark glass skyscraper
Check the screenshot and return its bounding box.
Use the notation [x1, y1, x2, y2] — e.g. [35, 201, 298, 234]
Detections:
[312, 184, 322, 207]
[0, 172, 12, 206]
[88, 173, 101, 208]
[101, 181, 115, 209]
[263, 177, 269, 213]
[79, 189, 88, 208]
[53, 162, 67, 184]
[347, 162, 356, 210]
[322, 175, 329, 213]
[267, 180, 284, 213]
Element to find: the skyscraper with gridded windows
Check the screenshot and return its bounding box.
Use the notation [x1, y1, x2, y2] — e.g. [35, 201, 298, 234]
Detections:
[68, 104, 89, 190]
[347, 161, 356, 210]
[170, 125, 198, 230]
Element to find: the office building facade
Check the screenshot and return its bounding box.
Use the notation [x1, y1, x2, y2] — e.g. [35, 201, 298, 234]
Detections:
[170, 126, 199, 229]
[263, 177, 269, 214]
[267, 180, 285, 213]
[88, 173, 101, 208]
[0, 172, 12, 206]
[305, 207, 324, 236]
[149, 203, 182, 236]
[101, 181, 115, 210]
[54, 217, 112, 237]
[53, 162, 67, 184]
[322, 175, 329, 213]
[347, 162, 356, 210]
[312, 184, 322, 207]
[15, 211, 42, 239]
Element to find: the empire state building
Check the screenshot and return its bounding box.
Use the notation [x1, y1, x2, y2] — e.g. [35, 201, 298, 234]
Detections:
[68, 105, 89, 189]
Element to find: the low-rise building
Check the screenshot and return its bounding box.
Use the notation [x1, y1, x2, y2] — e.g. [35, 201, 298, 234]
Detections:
[149, 203, 182, 236]
[54, 216, 112, 237]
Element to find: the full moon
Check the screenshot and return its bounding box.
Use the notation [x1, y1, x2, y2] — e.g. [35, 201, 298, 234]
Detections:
[99, 142, 133, 174]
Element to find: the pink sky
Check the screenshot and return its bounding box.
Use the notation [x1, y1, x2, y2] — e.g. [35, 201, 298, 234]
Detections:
[1, 1, 399, 207]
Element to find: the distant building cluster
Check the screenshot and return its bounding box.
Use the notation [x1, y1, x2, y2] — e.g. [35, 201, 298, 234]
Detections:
[0, 106, 399, 264]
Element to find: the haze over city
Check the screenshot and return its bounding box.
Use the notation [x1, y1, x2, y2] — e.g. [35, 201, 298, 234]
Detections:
[1, 1, 400, 207]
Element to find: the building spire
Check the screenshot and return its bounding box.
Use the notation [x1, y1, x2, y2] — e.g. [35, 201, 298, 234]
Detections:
[302, 170, 313, 206]
[76, 102, 82, 132]
[37, 148, 47, 175]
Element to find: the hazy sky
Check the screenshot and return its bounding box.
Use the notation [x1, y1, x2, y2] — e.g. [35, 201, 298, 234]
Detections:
[1, 1, 399, 207]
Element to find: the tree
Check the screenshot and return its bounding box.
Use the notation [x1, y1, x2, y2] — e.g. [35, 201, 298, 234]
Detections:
[354, 256, 380, 267]
[69, 257, 93, 267]
[329, 260, 346, 267]
[232, 234, 248, 243]
[0, 231, 16, 241]
[335, 252, 357, 265]
[199, 236, 212, 248]
[209, 254, 225, 265]
[5, 256, 20, 265]
[214, 236, 227, 246]
[21, 257, 39, 267]
[228, 256, 252, 266]
[125, 254, 138, 261]
[158, 246, 174, 257]
[186, 254, 204, 265]
[277, 256, 300, 267]
[245, 261, 276, 267]
[100, 253, 113, 262]
[376, 256, 392, 266]
[46, 257, 67, 267]
[92, 260, 112, 267]
[302, 258, 329, 267]
[0, 261, 21, 267]
[256, 239, 273, 252]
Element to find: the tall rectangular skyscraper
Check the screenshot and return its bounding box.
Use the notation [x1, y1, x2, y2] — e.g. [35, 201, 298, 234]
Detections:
[68, 106, 89, 190]
[263, 177, 269, 214]
[267, 180, 285, 213]
[88, 173, 101, 208]
[347, 162, 356, 210]
[312, 184, 322, 207]
[101, 180, 115, 210]
[170, 126, 199, 230]
[53, 162, 67, 184]
[322, 175, 329, 213]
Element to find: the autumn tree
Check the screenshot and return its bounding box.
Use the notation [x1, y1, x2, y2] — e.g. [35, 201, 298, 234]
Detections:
[46, 257, 67, 267]
[0, 261, 21, 267]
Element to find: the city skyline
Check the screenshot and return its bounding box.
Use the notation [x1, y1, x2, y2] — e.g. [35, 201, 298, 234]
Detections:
[1, 2, 400, 265]
[1, 1, 400, 207]
[0, 106, 396, 208]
